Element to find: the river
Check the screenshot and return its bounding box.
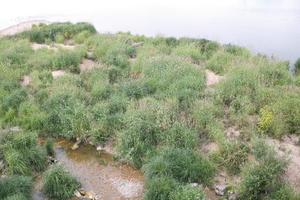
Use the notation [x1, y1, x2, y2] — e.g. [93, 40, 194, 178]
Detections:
[1, 0, 299, 66]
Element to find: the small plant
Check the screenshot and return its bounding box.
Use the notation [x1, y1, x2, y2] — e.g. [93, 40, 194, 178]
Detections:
[43, 165, 79, 200]
[45, 138, 55, 156]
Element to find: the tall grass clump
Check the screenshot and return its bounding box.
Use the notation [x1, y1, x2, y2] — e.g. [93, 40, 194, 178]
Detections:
[170, 185, 206, 200]
[0, 176, 32, 200]
[0, 131, 47, 175]
[143, 147, 215, 185]
[42, 164, 79, 200]
[117, 111, 161, 168]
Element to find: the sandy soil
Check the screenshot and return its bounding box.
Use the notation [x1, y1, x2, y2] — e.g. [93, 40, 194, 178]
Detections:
[31, 43, 77, 51]
[0, 20, 50, 37]
[79, 59, 96, 72]
[267, 135, 300, 191]
[205, 69, 222, 86]
[52, 70, 65, 78]
[21, 75, 31, 87]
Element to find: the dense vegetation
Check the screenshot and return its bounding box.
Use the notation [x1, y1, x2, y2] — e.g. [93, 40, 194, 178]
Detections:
[0, 22, 300, 199]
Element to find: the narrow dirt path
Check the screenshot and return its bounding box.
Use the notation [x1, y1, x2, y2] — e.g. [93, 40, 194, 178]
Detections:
[205, 69, 222, 86]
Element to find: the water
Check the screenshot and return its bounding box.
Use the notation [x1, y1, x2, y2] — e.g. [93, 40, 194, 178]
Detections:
[1, 0, 299, 63]
[33, 139, 144, 200]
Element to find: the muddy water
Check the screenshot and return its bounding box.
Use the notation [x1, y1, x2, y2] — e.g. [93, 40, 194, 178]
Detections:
[34, 139, 144, 200]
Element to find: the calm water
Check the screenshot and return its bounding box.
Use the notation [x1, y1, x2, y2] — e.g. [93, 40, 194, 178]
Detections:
[1, 0, 300, 64]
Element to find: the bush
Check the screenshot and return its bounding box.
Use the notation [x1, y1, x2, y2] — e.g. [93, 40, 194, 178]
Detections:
[144, 176, 179, 200]
[55, 33, 65, 43]
[74, 30, 92, 43]
[170, 185, 206, 200]
[143, 147, 215, 185]
[43, 165, 79, 200]
[0, 176, 32, 199]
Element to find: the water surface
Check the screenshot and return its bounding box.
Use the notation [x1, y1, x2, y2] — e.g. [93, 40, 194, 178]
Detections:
[1, 0, 299, 63]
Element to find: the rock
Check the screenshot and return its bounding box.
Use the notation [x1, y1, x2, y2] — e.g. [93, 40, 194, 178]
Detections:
[74, 190, 82, 198]
[72, 141, 81, 150]
[48, 156, 58, 164]
[190, 183, 199, 187]
[96, 146, 103, 151]
[214, 184, 227, 196]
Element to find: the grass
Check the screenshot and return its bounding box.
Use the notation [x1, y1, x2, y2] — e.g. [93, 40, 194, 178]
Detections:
[1, 21, 300, 199]
[42, 164, 79, 200]
[0, 176, 32, 200]
[143, 147, 215, 185]
[0, 131, 47, 175]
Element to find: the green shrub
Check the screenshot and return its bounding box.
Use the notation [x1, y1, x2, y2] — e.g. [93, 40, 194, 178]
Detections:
[0, 176, 32, 199]
[144, 176, 179, 200]
[143, 147, 215, 185]
[55, 33, 65, 43]
[43, 165, 79, 200]
[170, 185, 206, 200]
[91, 83, 113, 103]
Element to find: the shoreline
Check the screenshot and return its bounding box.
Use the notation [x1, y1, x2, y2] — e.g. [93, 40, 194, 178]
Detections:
[0, 20, 50, 37]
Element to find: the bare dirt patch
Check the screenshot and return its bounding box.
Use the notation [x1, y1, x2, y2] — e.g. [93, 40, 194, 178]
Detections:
[201, 142, 219, 156]
[31, 43, 77, 51]
[267, 135, 300, 191]
[52, 70, 65, 78]
[205, 69, 222, 86]
[0, 20, 50, 37]
[225, 126, 241, 139]
[79, 59, 96, 72]
[21, 75, 31, 87]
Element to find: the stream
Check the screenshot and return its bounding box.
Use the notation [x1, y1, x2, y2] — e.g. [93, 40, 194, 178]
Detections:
[33, 139, 144, 200]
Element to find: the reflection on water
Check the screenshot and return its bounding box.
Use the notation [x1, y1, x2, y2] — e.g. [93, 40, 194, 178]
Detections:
[1, 0, 299, 64]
